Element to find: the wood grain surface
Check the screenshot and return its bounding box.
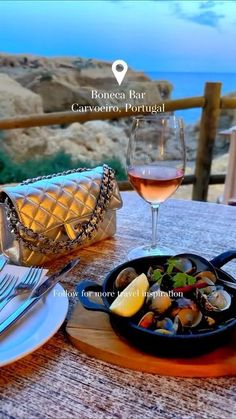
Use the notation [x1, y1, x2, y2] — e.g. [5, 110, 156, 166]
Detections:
[1, 192, 236, 419]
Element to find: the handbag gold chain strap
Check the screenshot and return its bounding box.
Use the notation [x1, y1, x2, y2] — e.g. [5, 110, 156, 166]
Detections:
[4, 165, 115, 254]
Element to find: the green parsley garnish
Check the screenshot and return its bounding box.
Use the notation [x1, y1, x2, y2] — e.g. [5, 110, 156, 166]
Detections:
[150, 259, 197, 289]
[172, 272, 196, 288]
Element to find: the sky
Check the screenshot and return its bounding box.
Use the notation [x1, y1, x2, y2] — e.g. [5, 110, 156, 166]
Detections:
[0, 0, 236, 73]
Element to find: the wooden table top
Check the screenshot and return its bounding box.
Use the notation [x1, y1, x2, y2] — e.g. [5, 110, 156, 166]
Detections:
[1, 192, 236, 418]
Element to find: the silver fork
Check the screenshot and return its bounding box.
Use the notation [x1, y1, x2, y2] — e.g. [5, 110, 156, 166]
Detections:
[0, 274, 19, 302]
[0, 267, 43, 312]
[0, 255, 8, 272]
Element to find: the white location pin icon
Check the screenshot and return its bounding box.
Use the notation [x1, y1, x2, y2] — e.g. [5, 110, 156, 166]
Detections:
[112, 60, 128, 85]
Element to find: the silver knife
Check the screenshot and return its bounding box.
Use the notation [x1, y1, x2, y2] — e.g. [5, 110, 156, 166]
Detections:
[0, 258, 79, 335]
[0, 255, 8, 272]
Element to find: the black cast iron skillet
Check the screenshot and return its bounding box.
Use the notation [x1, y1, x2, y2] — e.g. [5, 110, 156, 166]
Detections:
[76, 250, 236, 357]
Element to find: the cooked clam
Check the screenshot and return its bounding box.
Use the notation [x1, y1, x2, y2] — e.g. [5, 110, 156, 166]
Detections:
[169, 257, 196, 274]
[173, 315, 182, 333]
[205, 316, 216, 326]
[115, 267, 138, 290]
[195, 271, 217, 284]
[147, 266, 164, 282]
[147, 267, 154, 281]
[207, 290, 231, 312]
[146, 283, 161, 305]
[196, 277, 216, 294]
[156, 317, 174, 332]
[138, 311, 155, 329]
[171, 298, 197, 316]
[177, 308, 203, 328]
[155, 316, 182, 335]
[147, 289, 172, 314]
[196, 288, 231, 312]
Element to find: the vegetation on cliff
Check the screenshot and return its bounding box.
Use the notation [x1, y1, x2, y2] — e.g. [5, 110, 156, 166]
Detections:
[0, 134, 126, 184]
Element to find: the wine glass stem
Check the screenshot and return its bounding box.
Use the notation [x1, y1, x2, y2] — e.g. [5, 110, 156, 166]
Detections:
[151, 204, 160, 249]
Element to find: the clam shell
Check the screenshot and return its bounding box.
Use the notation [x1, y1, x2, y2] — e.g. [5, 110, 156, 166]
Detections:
[156, 317, 174, 332]
[205, 316, 216, 326]
[195, 271, 217, 284]
[146, 283, 161, 305]
[207, 290, 231, 312]
[147, 266, 164, 282]
[148, 290, 172, 314]
[138, 311, 155, 329]
[173, 315, 182, 333]
[171, 298, 197, 316]
[147, 267, 154, 281]
[178, 308, 203, 328]
[115, 267, 138, 290]
[196, 278, 216, 294]
[196, 288, 231, 312]
[168, 257, 196, 274]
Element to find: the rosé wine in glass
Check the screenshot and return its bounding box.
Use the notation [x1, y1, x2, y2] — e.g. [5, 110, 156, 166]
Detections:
[127, 114, 186, 259]
[128, 165, 184, 205]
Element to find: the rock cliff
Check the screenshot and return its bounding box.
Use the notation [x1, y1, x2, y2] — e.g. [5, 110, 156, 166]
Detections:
[0, 54, 172, 112]
[0, 54, 173, 164]
[0, 53, 233, 166]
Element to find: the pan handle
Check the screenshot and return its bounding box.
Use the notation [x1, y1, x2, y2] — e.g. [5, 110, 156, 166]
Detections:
[76, 280, 111, 314]
[210, 250, 236, 269]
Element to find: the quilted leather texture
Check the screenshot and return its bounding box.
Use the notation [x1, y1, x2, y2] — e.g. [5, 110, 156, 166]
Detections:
[0, 166, 122, 266]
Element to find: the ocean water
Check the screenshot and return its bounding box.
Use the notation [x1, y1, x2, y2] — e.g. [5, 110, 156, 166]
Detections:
[147, 72, 236, 124]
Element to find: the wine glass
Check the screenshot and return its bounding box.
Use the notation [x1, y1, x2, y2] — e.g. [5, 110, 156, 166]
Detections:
[126, 113, 186, 259]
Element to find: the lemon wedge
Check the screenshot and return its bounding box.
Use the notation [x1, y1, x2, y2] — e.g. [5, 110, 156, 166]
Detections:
[110, 273, 149, 317]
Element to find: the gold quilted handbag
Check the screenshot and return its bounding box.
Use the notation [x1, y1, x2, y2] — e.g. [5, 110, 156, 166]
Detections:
[0, 165, 122, 266]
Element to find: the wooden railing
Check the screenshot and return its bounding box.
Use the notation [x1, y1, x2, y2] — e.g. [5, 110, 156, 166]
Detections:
[0, 81, 234, 201]
[0, 97, 205, 129]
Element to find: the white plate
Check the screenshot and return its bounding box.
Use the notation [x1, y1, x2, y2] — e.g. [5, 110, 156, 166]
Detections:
[0, 283, 68, 367]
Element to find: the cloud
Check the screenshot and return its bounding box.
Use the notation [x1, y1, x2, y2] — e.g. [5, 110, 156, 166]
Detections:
[187, 10, 225, 27]
[172, 1, 225, 28]
[199, 1, 224, 10]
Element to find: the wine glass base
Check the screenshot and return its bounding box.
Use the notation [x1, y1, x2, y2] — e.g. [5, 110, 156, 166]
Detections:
[127, 244, 175, 260]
